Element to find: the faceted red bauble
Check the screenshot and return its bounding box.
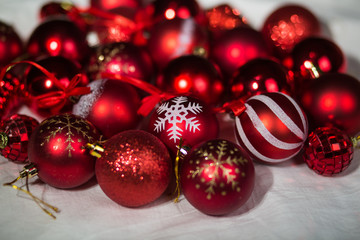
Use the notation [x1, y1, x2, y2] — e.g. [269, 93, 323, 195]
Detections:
[303, 127, 354, 176]
[0, 71, 24, 120]
[235, 92, 308, 163]
[0, 114, 39, 163]
[180, 139, 255, 215]
[0, 21, 23, 68]
[299, 73, 360, 136]
[261, 4, 321, 58]
[210, 27, 269, 78]
[90, 0, 140, 10]
[148, 96, 219, 154]
[147, 18, 209, 69]
[28, 113, 100, 189]
[96, 130, 172, 207]
[157, 55, 224, 105]
[230, 58, 291, 101]
[87, 42, 154, 82]
[73, 79, 141, 139]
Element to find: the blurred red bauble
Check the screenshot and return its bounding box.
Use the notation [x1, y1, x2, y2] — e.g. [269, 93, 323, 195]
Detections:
[303, 127, 354, 176]
[210, 27, 269, 78]
[235, 92, 308, 164]
[0, 114, 39, 163]
[0, 71, 24, 120]
[96, 130, 172, 207]
[180, 139, 255, 215]
[148, 96, 219, 154]
[157, 55, 224, 105]
[230, 58, 291, 101]
[261, 4, 321, 58]
[0, 21, 23, 68]
[90, 0, 140, 10]
[73, 79, 141, 139]
[300, 73, 360, 136]
[28, 113, 100, 189]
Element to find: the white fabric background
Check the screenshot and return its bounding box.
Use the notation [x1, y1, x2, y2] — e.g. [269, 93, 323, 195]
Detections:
[0, 0, 360, 239]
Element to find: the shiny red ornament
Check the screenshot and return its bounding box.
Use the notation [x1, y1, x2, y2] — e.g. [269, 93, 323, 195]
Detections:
[0, 21, 23, 68]
[180, 139, 255, 215]
[0, 71, 24, 120]
[28, 113, 100, 189]
[96, 130, 172, 207]
[235, 92, 308, 163]
[299, 73, 360, 136]
[90, 0, 140, 11]
[0, 114, 39, 163]
[73, 79, 141, 139]
[303, 127, 354, 176]
[261, 4, 321, 58]
[157, 55, 224, 105]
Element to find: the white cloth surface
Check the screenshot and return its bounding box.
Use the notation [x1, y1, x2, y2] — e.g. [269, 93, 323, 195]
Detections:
[0, 0, 360, 239]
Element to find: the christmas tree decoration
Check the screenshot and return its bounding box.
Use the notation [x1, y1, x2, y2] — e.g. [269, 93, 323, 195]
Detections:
[0, 71, 24, 120]
[90, 0, 141, 11]
[95, 130, 172, 207]
[0, 20, 23, 68]
[180, 139, 255, 215]
[73, 79, 141, 139]
[27, 113, 101, 189]
[0, 114, 39, 163]
[235, 92, 308, 163]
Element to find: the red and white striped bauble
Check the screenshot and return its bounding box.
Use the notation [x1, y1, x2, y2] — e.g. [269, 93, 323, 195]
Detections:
[235, 92, 308, 164]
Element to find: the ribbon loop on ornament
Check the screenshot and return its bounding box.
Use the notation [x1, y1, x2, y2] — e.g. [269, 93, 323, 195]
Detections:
[214, 99, 246, 117]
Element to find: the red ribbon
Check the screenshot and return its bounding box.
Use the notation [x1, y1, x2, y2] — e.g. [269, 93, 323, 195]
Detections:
[214, 99, 246, 117]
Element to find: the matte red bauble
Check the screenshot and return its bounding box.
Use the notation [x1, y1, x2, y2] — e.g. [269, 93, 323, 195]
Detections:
[96, 130, 172, 207]
[235, 92, 308, 163]
[28, 113, 100, 189]
[261, 4, 321, 58]
[180, 139, 255, 215]
[0, 114, 39, 163]
[0, 71, 24, 120]
[0, 21, 23, 68]
[303, 127, 354, 176]
[73, 79, 141, 139]
[157, 55, 224, 105]
[230, 58, 291, 101]
[90, 0, 140, 10]
[148, 96, 219, 154]
[300, 73, 360, 136]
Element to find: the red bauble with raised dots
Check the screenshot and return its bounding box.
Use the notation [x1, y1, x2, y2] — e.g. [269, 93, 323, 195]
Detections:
[0, 21, 23, 68]
[0, 71, 24, 120]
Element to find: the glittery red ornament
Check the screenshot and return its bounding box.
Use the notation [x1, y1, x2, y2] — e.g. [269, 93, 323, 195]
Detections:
[303, 127, 354, 176]
[96, 130, 172, 207]
[300, 73, 360, 136]
[0, 71, 24, 120]
[235, 92, 308, 164]
[0, 114, 39, 163]
[148, 96, 219, 154]
[157, 55, 224, 105]
[90, 0, 140, 11]
[73, 79, 141, 139]
[180, 139, 255, 215]
[0, 21, 23, 68]
[28, 113, 100, 189]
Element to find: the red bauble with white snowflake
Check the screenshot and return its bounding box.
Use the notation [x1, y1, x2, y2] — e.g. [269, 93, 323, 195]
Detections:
[148, 96, 219, 154]
[0, 20, 23, 68]
[180, 139, 255, 215]
[235, 92, 308, 163]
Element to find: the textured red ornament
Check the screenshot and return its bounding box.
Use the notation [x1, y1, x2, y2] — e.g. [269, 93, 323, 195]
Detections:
[0, 21, 23, 68]
[73, 79, 141, 139]
[0, 71, 24, 120]
[235, 92, 308, 163]
[180, 139, 255, 215]
[148, 96, 219, 154]
[303, 127, 354, 176]
[96, 130, 172, 207]
[28, 113, 100, 189]
[300, 73, 360, 136]
[0, 114, 39, 163]
[157, 55, 224, 105]
[261, 4, 321, 58]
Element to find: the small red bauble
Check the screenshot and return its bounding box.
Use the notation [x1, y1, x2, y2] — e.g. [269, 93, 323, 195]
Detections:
[0, 114, 39, 163]
[303, 127, 354, 176]
[90, 0, 140, 10]
[0, 71, 24, 120]
[235, 92, 308, 163]
[96, 130, 172, 207]
[28, 113, 100, 189]
[180, 139, 255, 215]
[0, 21, 23, 68]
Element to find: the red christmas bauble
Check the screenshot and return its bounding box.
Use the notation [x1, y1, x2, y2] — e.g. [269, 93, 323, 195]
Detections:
[299, 73, 360, 136]
[303, 127, 354, 176]
[90, 0, 140, 11]
[180, 139, 255, 215]
[28, 113, 100, 189]
[235, 92, 308, 163]
[261, 4, 321, 58]
[0, 71, 24, 120]
[96, 130, 172, 207]
[148, 96, 219, 154]
[157, 55, 224, 105]
[0, 20, 23, 68]
[73, 79, 141, 139]
[0, 114, 39, 163]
